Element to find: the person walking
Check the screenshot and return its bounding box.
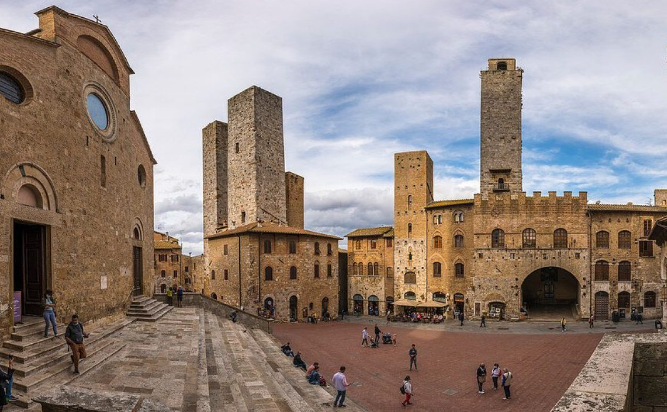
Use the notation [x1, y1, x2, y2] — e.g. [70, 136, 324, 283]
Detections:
[332, 366, 350, 408]
[491, 363, 501, 391]
[459, 311, 464, 326]
[401, 375, 413, 406]
[42, 289, 58, 338]
[386, 309, 391, 325]
[361, 327, 369, 347]
[561, 317, 567, 332]
[176, 286, 183, 308]
[408, 344, 417, 371]
[589, 314, 594, 328]
[166, 287, 173, 306]
[636, 313, 643, 324]
[502, 367, 513, 400]
[374, 324, 381, 344]
[476, 363, 487, 394]
[64, 314, 90, 374]
[480, 314, 486, 328]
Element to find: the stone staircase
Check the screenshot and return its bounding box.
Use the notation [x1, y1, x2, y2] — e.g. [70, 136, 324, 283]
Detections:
[2, 316, 130, 409]
[126, 295, 172, 322]
[201, 311, 365, 411]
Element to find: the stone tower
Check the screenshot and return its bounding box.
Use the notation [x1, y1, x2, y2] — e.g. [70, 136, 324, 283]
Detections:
[202, 121, 228, 236]
[480, 58, 523, 196]
[227, 86, 287, 228]
[285, 172, 305, 228]
[394, 151, 433, 302]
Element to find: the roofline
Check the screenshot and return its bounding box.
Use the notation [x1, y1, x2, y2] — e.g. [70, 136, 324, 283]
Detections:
[206, 224, 341, 240]
[0, 27, 60, 48]
[35, 6, 134, 74]
[130, 111, 157, 165]
[425, 199, 475, 209]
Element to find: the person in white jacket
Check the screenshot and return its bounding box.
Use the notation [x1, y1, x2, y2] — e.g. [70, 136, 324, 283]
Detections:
[401, 375, 413, 406]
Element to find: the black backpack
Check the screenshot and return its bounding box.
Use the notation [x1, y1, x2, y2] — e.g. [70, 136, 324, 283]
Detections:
[400, 384, 406, 394]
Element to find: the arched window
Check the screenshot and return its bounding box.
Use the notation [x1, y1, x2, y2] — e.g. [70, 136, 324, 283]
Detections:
[290, 266, 297, 280]
[161, 270, 166, 278]
[211, 293, 217, 300]
[408, 223, 412, 235]
[407, 195, 413, 207]
[454, 234, 464, 248]
[0, 72, 25, 104]
[644, 291, 656, 308]
[618, 291, 630, 308]
[433, 236, 442, 248]
[138, 165, 147, 188]
[497, 61, 508, 70]
[618, 261, 631, 281]
[355, 240, 361, 250]
[264, 266, 273, 281]
[373, 262, 378, 276]
[133, 227, 141, 240]
[314, 242, 321, 255]
[404, 272, 416, 284]
[553, 228, 568, 248]
[358, 262, 363, 275]
[522, 228, 536, 248]
[368, 262, 373, 276]
[17, 184, 43, 208]
[454, 211, 464, 223]
[491, 229, 505, 248]
[327, 243, 333, 256]
[289, 241, 297, 254]
[618, 231, 632, 249]
[314, 263, 320, 278]
[596, 231, 609, 249]
[433, 262, 442, 277]
[263, 240, 272, 254]
[328, 264, 333, 277]
[433, 292, 446, 302]
[404, 291, 416, 300]
[455, 262, 464, 278]
[594, 260, 609, 281]
[408, 247, 413, 261]
[497, 178, 505, 190]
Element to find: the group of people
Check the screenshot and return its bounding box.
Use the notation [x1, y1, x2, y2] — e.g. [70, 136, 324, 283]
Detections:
[165, 286, 184, 307]
[361, 325, 396, 348]
[391, 311, 445, 324]
[476, 363, 514, 400]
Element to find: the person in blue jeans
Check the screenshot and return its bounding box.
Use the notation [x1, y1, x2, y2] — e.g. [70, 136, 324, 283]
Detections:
[332, 366, 350, 407]
[0, 356, 15, 407]
[42, 290, 58, 338]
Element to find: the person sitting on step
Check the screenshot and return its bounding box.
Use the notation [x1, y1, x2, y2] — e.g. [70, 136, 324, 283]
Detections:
[293, 352, 307, 371]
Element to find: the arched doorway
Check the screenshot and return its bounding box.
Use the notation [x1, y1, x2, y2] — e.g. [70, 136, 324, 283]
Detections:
[595, 291, 609, 320]
[289, 295, 298, 322]
[386, 296, 394, 313]
[453, 293, 464, 314]
[321, 297, 329, 315]
[353, 294, 363, 314]
[160, 284, 166, 293]
[368, 295, 379, 316]
[211, 292, 217, 300]
[522, 267, 580, 319]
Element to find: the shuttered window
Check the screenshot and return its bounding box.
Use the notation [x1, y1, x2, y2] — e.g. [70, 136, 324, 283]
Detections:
[0, 72, 23, 104]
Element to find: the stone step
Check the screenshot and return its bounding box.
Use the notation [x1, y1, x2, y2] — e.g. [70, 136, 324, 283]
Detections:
[131, 305, 172, 322]
[12, 340, 127, 409]
[13, 317, 44, 332]
[9, 323, 67, 343]
[129, 299, 162, 312]
[131, 295, 150, 304]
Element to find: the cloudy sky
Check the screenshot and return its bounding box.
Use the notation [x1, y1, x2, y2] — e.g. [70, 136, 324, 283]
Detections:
[3, 1, 667, 254]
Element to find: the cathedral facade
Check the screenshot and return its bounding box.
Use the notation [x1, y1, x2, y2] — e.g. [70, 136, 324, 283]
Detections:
[348, 58, 667, 321]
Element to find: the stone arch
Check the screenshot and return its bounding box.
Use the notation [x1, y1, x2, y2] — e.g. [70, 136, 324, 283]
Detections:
[521, 266, 580, 319]
[2, 162, 58, 212]
[77, 35, 119, 82]
[132, 217, 144, 241]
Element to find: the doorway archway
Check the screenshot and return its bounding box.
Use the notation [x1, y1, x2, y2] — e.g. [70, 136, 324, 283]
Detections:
[368, 295, 379, 316]
[353, 294, 363, 314]
[289, 295, 298, 322]
[522, 266, 580, 319]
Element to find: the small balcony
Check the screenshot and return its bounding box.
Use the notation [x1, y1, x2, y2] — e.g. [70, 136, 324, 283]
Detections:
[493, 182, 510, 192]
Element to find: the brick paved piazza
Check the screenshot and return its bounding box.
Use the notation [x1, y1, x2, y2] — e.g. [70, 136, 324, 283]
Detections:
[274, 319, 655, 412]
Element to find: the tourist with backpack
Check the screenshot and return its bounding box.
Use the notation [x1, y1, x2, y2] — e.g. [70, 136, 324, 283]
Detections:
[400, 375, 412, 406]
[502, 367, 513, 400]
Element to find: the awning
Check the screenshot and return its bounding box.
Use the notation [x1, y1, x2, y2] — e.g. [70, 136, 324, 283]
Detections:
[417, 301, 447, 308]
[393, 299, 420, 307]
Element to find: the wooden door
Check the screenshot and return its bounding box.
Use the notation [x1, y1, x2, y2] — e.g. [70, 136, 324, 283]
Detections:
[595, 292, 609, 320]
[23, 226, 44, 315]
[133, 247, 143, 296]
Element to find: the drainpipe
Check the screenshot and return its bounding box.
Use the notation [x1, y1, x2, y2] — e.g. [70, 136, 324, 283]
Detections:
[238, 235, 242, 307]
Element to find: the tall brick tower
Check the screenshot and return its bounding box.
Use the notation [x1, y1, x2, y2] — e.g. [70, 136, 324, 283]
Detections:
[394, 151, 433, 302]
[227, 86, 287, 228]
[480, 58, 523, 196]
[202, 121, 228, 236]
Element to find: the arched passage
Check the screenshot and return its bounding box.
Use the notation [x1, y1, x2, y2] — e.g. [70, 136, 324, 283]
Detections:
[289, 295, 298, 322]
[521, 266, 580, 319]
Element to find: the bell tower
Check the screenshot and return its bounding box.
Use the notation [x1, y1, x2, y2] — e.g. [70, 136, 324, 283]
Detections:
[480, 58, 523, 195]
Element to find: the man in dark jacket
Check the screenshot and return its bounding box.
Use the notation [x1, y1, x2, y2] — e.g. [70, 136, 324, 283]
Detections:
[0, 356, 15, 409]
[64, 314, 89, 374]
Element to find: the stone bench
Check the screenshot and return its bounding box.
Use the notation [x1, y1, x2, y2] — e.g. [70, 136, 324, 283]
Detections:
[33, 386, 170, 412]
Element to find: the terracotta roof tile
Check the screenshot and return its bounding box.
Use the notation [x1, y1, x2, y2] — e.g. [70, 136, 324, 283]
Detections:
[346, 226, 393, 238]
[206, 222, 341, 240]
[154, 240, 180, 250]
[587, 204, 667, 212]
[425, 199, 474, 209]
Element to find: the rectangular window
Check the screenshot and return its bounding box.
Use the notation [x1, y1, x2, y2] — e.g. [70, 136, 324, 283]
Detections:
[224, 269, 228, 280]
[100, 155, 106, 187]
[386, 267, 393, 278]
[173, 270, 178, 278]
[327, 264, 332, 277]
[618, 231, 632, 249]
[639, 240, 654, 257]
[643, 219, 653, 237]
[327, 243, 333, 255]
[314, 264, 320, 278]
[224, 245, 228, 255]
[289, 241, 297, 254]
[211, 270, 215, 280]
[370, 239, 377, 249]
[171, 255, 179, 262]
[386, 238, 393, 247]
[185, 266, 189, 273]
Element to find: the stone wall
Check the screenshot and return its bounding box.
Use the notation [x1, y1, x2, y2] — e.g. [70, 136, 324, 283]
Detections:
[633, 342, 667, 409]
[347, 234, 394, 314]
[0, 7, 155, 339]
[285, 172, 304, 229]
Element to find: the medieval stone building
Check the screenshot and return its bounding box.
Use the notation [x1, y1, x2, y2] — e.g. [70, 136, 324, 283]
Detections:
[153, 231, 204, 294]
[202, 86, 339, 321]
[0, 7, 155, 336]
[348, 58, 667, 321]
